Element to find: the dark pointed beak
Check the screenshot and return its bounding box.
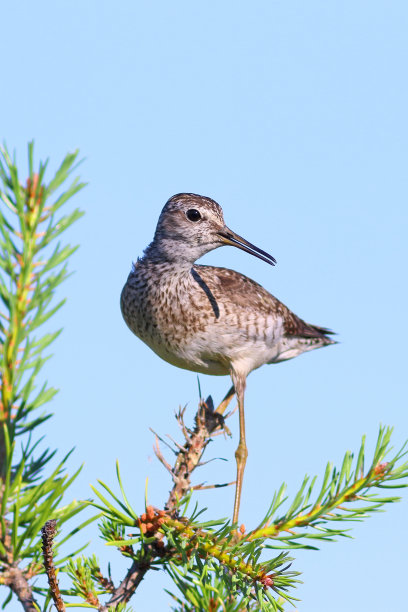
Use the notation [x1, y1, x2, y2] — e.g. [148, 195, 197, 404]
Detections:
[217, 227, 276, 266]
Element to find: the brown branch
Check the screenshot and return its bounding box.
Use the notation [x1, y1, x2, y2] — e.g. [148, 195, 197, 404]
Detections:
[0, 514, 39, 612]
[102, 388, 235, 609]
[99, 558, 149, 610]
[40, 389, 237, 612]
[41, 520, 66, 612]
[2, 567, 39, 612]
[153, 435, 175, 475]
[92, 566, 115, 594]
[165, 394, 232, 512]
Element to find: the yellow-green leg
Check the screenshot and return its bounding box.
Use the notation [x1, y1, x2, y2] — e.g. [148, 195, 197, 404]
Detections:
[231, 372, 247, 525]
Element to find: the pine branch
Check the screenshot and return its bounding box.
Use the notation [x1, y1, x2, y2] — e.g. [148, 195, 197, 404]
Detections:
[45, 392, 235, 609]
[65, 557, 102, 608]
[0, 566, 38, 612]
[100, 392, 234, 609]
[99, 563, 146, 609]
[69, 422, 407, 611]
[246, 426, 408, 549]
[41, 520, 65, 611]
[164, 390, 234, 512]
[0, 143, 87, 610]
[0, 513, 39, 611]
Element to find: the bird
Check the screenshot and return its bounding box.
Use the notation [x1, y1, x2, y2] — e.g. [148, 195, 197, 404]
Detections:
[121, 193, 335, 524]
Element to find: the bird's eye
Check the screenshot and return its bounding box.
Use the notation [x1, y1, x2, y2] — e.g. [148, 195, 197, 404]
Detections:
[186, 209, 202, 222]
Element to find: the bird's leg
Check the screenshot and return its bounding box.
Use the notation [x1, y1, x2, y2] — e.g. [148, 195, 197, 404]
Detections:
[231, 372, 247, 525]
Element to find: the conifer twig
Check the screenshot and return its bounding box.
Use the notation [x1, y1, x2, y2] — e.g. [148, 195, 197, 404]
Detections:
[41, 520, 66, 612]
[0, 143, 86, 611]
[85, 423, 408, 611]
[165, 394, 232, 512]
[102, 392, 233, 608]
[0, 567, 38, 612]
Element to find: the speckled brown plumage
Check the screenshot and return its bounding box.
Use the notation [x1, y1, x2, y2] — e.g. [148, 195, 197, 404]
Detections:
[121, 205, 334, 377]
[121, 193, 335, 523]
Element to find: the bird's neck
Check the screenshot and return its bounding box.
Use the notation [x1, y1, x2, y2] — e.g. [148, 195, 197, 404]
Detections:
[130, 254, 198, 290]
[142, 237, 215, 266]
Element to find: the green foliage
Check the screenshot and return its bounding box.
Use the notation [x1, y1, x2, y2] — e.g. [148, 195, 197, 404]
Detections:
[250, 426, 408, 549]
[165, 559, 291, 612]
[0, 143, 85, 443]
[0, 143, 87, 609]
[58, 427, 407, 611]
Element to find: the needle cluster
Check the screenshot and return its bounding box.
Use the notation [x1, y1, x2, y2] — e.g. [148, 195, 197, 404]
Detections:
[59, 418, 406, 611]
[0, 144, 88, 611]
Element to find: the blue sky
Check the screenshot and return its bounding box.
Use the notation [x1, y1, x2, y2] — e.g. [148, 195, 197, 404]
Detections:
[2, 1, 408, 610]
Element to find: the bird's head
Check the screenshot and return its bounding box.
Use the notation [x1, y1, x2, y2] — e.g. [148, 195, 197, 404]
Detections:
[147, 193, 276, 266]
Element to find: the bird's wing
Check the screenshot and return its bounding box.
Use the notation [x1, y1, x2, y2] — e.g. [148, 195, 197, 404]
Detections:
[196, 265, 334, 342]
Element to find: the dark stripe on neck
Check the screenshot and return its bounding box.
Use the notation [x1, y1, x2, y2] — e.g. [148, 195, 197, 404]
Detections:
[191, 268, 220, 319]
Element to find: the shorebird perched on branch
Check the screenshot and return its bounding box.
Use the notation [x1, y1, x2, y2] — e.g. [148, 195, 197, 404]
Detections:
[121, 193, 335, 524]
